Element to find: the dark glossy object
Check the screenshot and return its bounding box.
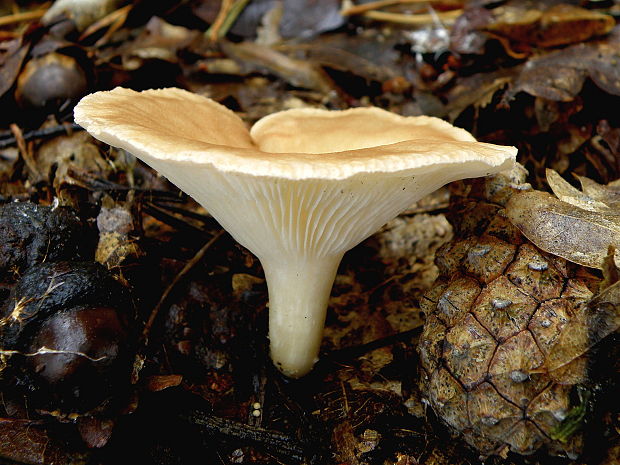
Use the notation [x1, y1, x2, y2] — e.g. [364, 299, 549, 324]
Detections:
[1, 261, 133, 413]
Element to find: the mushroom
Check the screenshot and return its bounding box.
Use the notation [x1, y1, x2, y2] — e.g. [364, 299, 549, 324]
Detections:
[74, 87, 516, 377]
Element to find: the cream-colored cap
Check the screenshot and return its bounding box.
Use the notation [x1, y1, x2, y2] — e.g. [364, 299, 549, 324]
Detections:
[75, 87, 515, 179]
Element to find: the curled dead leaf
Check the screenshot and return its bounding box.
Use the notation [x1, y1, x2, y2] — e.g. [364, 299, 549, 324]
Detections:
[484, 4, 615, 49]
[546, 168, 610, 212]
[577, 175, 620, 209]
[505, 189, 620, 269]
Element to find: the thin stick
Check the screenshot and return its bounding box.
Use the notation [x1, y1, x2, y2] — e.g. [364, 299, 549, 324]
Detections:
[9, 124, 41, 180]
[80, 4, 132, 43]
[206, 0, 251, 41]
[362, 8, 462, 24]
[319, 326, 422, 366]
[341, 0, 437, 16]
[184, 410, 307, 462]
[141, 229, 225, 343]
[207, 0, 233, 41]
[0, 123, 82, 149]
[0, 9, 47, 27]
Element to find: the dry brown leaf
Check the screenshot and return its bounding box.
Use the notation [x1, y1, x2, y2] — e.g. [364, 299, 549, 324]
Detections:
[505, 190, 620, 269]
[451, 2, 614, 56]
[577, 175, 620, 209]
[546, 168, 610, 212]
[0, 40, 28, 100]
[220, 40, 335, 93]
[120, 17, 199, 71]
[445, 69, 515, 121]
[484, 3, 614, 49]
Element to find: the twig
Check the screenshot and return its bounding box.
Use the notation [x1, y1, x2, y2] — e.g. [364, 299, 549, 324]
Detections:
[318, 326, 422, 367]
[183, 410, 306, 462]
[80, 4, 132, 44]
[150, 201, 214, 225]
[141, 230, 225, 345]
[341, 0, 439, 16]
[143, 202, 216, 237]
[0, 123, 83, 149]
[362, 8, 462, 24]
[64, 168, 184, 200]
[0, 9, 47, 27]
[9, 124, 41, 180]
[206, 0, 251, 41]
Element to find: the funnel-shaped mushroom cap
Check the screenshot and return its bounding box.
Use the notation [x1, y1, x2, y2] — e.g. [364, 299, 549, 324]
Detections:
[75, 87, 516, 377]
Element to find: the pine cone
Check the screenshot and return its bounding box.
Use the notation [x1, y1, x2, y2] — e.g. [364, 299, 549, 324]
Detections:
[418, 164, 600, 457]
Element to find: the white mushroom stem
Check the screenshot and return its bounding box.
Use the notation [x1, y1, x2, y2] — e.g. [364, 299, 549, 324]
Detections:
[148, 166, 434, 377]
[262, 255, 342, 377]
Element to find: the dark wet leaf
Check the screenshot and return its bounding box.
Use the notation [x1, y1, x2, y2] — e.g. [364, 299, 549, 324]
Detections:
[77, 416, 115, 448]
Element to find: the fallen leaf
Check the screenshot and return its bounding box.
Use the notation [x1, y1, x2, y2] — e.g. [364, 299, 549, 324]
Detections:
[220, 40, 334, 93]
[121, 17, 199, 71]
[0, 40, 29, 100]
[546, 168, 610, 212]
[145, 374, 183, 392]
[484, 3, 614, 49]
[277, 32, 402, 83]
[576, 175, 620, 209]
[279, 0, 344, 39]
[505, 33, 620, 101]
[445, 68, 515, 121]
[505, 190, 620, 269]
[194, 0, 344, 40]
[77, 416, 115, 448]
[449, 6, 493, 54]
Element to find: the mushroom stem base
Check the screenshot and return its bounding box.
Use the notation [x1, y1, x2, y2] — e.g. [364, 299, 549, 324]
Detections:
[262, 254, 343, 378]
